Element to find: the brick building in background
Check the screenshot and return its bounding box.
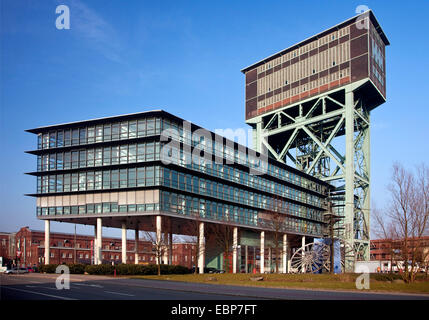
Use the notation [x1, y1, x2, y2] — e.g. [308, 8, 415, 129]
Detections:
[1, 226, 195, 268]
[370, 237, 429, 272]
[0, 232, 16, 263]
[171, 243, 195, 269]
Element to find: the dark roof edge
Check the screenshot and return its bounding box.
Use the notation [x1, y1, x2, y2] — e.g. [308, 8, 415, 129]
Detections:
[25, 109, 168, 134]
[241, 10, 390, 74]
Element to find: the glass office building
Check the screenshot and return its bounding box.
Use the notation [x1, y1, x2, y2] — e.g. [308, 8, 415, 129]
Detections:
[27, 110, 329, 234]
[26, 110, 332, 270]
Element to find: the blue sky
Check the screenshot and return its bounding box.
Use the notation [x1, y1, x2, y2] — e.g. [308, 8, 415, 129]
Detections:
[1, 0, 428, 238]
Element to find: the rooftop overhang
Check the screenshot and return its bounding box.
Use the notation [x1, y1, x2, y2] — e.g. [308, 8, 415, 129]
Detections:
[241, 10, 390, 74]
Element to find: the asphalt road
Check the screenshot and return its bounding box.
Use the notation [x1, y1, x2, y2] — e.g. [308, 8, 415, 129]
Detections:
[1, 273, 428, 300]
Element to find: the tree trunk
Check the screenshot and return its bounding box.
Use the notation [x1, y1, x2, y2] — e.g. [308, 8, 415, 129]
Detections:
[425, 263, 429, 280]
[389, 241, 393, 274]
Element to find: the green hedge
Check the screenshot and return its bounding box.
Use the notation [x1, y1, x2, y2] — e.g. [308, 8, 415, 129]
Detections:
[370, 273, 405, 281]
[85, 264, 190, 275]
[85, 264, 115, 275]
[39, 264, 59, 274]
[38, 263, 190, 275]
[38, 264, 86, 274]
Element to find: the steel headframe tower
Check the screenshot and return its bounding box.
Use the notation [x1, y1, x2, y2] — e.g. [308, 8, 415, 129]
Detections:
[241, 10, 389, 267]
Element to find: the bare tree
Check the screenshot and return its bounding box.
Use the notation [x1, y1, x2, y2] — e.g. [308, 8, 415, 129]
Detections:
[415, 245, 429, 278]
[372, 204, 399, 273]
[257, 194, 286, 274]
[207, 223, 234, 273]
[182, 212, 202, 274]
[143, 216, 169, 276]
[384, 163, 429, 282]
[266, 197, 285, 273]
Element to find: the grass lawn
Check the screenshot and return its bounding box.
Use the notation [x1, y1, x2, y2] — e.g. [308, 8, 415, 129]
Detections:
[132, 273, 429, 295]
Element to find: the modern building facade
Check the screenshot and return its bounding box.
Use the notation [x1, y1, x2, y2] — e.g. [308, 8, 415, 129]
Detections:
[242, 10, 389, 262]
[26, 110, 332, 273]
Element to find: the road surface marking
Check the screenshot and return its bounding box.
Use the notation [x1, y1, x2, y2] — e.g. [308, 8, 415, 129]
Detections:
[74, 283, 103, 288]
[104, 291, 135, 297]
[41, 286, 61, 291]
[3, 286, 76, 300]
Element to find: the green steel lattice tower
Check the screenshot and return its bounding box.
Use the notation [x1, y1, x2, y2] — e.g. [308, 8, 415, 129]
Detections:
[241, 10, 389, 265]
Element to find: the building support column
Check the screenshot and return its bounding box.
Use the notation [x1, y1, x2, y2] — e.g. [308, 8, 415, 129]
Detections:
[260, 231, 265, 274]
[198, 222, 205, 274]
[121, 223, 127, 264]
[155, 215, 162, 265]
[44, 220, 50, 265]
[97, 218, 102, 265]
[282, 234, 288, 274]
[301, 235, 306, 273]
[163, 240, 169, 265]
[93, 224, 97, 265]
[135, 229, 139, 265]
[232, 227, 238, 274]
[245, 245, 248, 273]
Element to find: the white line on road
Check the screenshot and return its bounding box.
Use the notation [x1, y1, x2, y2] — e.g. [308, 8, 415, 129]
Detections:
[74, 283, 103, 288]
[3, 286, 77, 300]
[41, 286, 61, 291]
[104, 291, 135, 297]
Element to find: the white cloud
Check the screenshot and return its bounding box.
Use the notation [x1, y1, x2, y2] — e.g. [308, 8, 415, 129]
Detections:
[67, 0, 123, 63]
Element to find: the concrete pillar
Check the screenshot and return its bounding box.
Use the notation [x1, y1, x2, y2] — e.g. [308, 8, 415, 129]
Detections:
[121, 223, 127, 264]
[245, 245, 248, 273]
[135, 229, 139, 265]
[260, 231, 265, 274]
[44, 220, 50, 265]
[232, 227, 238, 273]
[156, 215, 162, 265]
[282, 234, 288, 273]
[198, 222, 205, 274]
[93, 224, 98, 265]
[97, 218, 102, 265]
[163, 250, 168, 264]
[301, 235, 306, 273]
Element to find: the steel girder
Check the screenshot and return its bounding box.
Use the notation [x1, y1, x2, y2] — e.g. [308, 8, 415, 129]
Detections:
[251, 83, 371, 265]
